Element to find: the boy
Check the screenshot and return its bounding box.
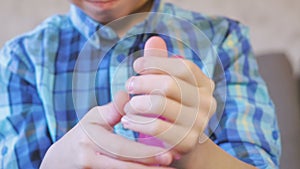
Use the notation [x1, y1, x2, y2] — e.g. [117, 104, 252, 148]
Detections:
[0, 0, 281, 168]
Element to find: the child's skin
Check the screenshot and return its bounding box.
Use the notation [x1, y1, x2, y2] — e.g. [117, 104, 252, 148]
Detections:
[40, 0, 257, 168]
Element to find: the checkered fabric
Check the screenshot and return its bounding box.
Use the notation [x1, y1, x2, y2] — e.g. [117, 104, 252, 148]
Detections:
[0, 0, 280, 168]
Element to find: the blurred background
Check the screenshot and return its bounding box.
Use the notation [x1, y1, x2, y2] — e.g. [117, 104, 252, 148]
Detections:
[0, 0, 299, 168]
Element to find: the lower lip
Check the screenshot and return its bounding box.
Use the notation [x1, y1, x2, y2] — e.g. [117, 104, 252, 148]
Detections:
[86, 0, 117, 6]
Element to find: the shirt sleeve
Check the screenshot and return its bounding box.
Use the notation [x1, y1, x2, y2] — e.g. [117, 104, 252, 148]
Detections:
[212, 19, 281, 169]
[0, 41, 52, 169]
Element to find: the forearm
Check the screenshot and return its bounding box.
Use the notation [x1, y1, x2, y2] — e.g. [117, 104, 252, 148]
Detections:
[171, 139, 257, 169]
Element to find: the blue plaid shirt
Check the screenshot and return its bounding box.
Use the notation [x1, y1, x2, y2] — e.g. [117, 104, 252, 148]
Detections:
[0, 0, 281, 168]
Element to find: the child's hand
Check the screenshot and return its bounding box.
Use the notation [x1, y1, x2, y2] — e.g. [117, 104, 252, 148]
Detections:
[122, 37, 216, 154]
[40, 91, 175, 169]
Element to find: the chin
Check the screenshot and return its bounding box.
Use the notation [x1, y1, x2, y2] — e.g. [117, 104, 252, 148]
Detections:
[87, 8, 123, 23]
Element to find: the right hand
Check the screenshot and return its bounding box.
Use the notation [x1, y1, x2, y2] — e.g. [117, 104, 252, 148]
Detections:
[40, 91, 175, 169]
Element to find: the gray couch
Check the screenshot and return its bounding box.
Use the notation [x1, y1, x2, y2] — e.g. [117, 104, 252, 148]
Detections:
[257, 53, 300, 169]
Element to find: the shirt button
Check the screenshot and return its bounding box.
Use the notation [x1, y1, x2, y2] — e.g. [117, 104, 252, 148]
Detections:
[2, 146, 8, 156]
[117, 54, 126, 63]
[272, 130, 279, 140]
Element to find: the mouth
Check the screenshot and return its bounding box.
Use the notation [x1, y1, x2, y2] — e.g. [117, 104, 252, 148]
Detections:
[86, 0, 117, 5]
[85, 0, 119, 9]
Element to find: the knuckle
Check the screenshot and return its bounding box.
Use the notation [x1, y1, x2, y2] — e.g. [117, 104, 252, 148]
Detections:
[196, 114, 208, 130]
[78, 135, 91, 148]
[150, 95, 164, 113]
[184, 60, 195, 70]
[134, 57, 146, 72]
[133, 77, 143, 90]
[163, 75, 174, 92]
[83, 106, 99, 122]
[209, 97, 217, 117]
[195, 97, 216, 128]
[130, 96, 145, 112]
[189, 129, 200, 142]
[89, 106, 101, 115]
[183, 60, 195, 75]
[187, 130, 199, 147]
[149, 119, 162, 136]
[209, 79, 215, 91]
[178, 130, 199, 153]
[77, 150, 92, 168]
[199, 92, 215, 112]
[206, 96, 217, 113]
[130, 95, 140, 103]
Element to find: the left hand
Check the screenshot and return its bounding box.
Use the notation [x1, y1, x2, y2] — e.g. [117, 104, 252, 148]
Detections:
[121, 36, 217, 155]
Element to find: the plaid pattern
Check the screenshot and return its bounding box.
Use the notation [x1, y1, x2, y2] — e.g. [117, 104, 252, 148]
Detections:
[0, 0, 280, 168]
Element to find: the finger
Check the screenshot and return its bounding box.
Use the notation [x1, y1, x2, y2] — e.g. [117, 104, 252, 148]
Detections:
[81, 91, 174, 165]
[84, 91, 130, 130]
[121, 114, 199, 154]
[123, 95, 198, 126]
[112, 90, 131, 116]
[121, 114, 175, 143]
[144, 36, 168, 58]
[125, 74, 201, 106]
[91, 153, 176, 169]
[80, 118, 173, 166]
[133, 57, 214, 89]
[97, 129, 173, 165]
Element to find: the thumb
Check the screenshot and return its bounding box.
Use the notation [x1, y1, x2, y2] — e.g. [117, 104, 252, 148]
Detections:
[88, 91, 130, 129]
[144, 36, 168, 58]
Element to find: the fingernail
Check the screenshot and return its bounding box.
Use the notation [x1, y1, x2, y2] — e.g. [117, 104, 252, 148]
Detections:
[174, 154, 181, 160]
[121, 117, 130, 129]
[156, 154, 172, 165]
[126, 77, 135, 93]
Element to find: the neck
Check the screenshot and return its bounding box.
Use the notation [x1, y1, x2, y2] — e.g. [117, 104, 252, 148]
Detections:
[108, 0, 154, 38]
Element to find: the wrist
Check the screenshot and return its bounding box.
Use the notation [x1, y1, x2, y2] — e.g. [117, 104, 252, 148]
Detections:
[171, 138, 257, 169]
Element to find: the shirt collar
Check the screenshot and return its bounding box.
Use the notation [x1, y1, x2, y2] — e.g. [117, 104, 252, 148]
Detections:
[69, 0, 163, 49]
[70, 4, 101, 48]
